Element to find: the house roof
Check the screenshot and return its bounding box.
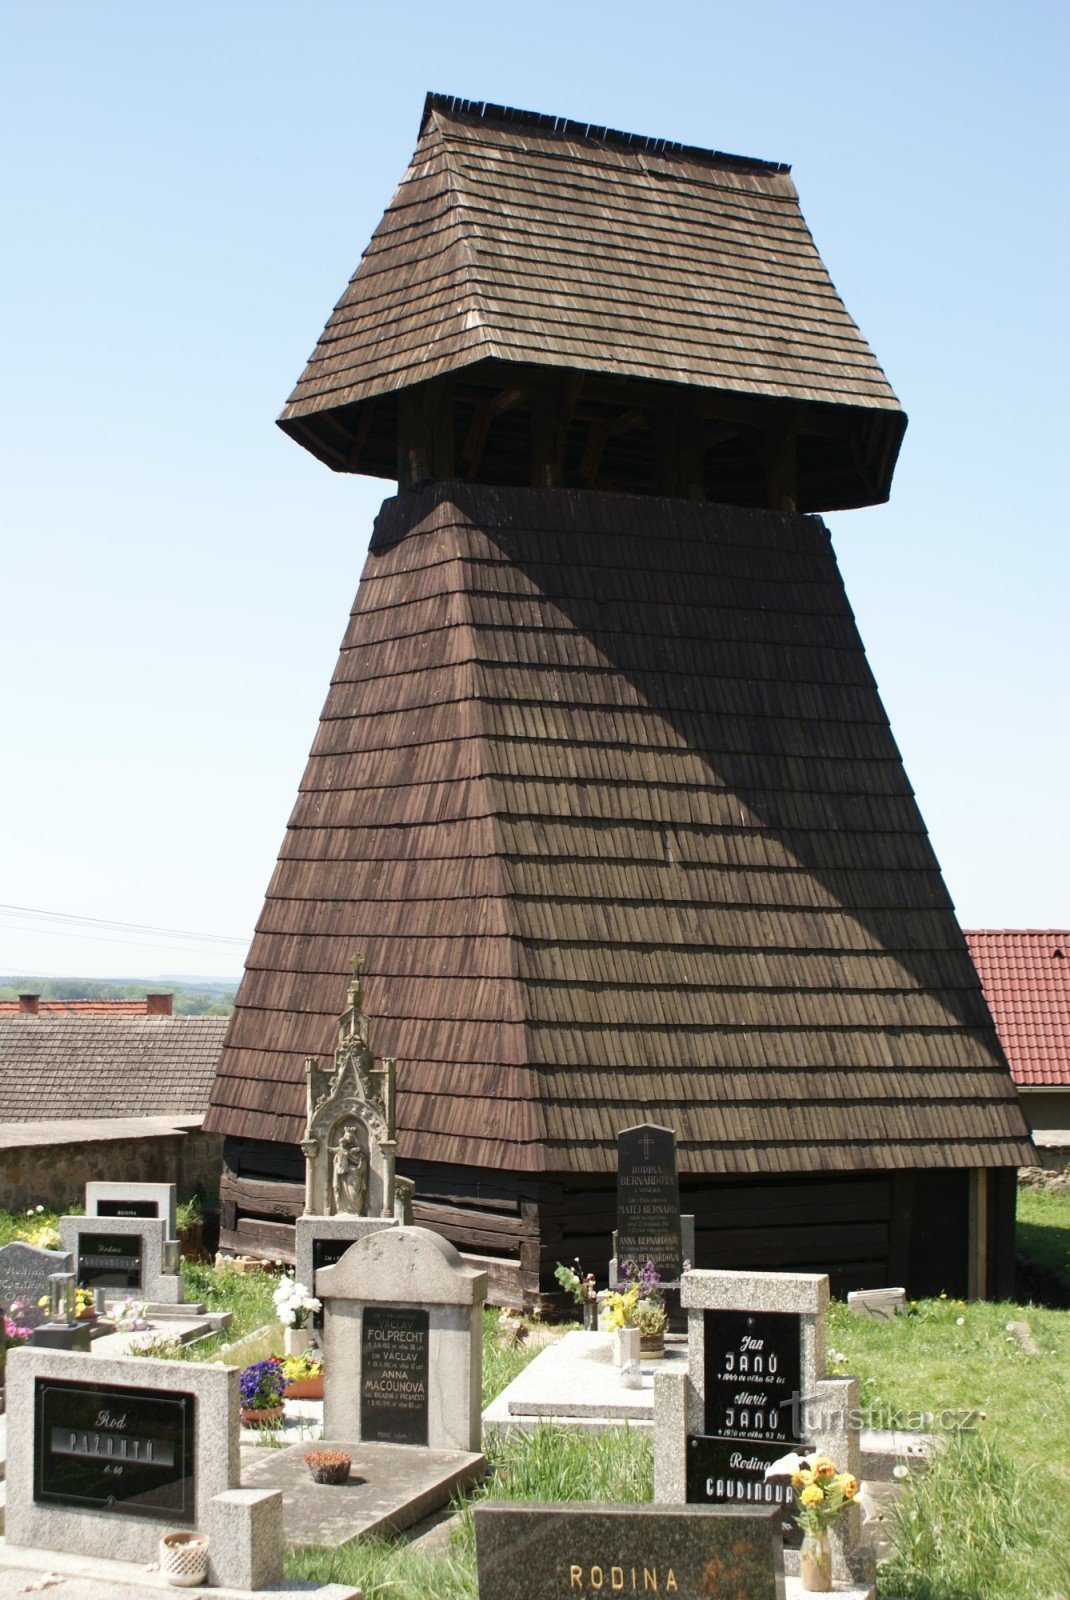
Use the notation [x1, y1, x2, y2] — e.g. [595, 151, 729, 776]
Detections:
[965, 930, 1070, 1087]
[0, 999, 157, 1016]
[278, 95, 906, 510]
[0, 1016, 228, 1121]
[205, 483, 1033, 1175]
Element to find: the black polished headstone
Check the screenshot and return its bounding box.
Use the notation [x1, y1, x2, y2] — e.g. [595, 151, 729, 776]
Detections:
[34, 1376, 194, 1520]
[311, 1237, 353, 1330]
[474, 1502, 783, 1599]
[615, 1122, 682, 1281]
[687, 1434, 806, 1550]
[95, 1200, 159, 1219]
[76, 1232, 143, 1290]
[703, 1308, 804, 1444]
[360, 1305, 429, 1446]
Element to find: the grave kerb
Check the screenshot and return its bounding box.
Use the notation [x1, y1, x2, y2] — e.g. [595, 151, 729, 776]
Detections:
[85, 1181, 178, 1237]
[59, 1215, 183, 1305]
[317, 1225, 486, 1453]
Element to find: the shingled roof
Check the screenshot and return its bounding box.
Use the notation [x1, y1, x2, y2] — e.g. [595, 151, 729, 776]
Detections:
[965, 931, 1070, 1088]
[205, 483, 1033, 1175]
[0, 1015, 227, 1121]
[278, 95, 906, 510]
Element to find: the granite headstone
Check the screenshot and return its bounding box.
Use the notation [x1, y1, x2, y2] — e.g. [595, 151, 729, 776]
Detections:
[359, 1305, 429, 1445]
[0, 1241, 74, 1330]
[474, 1502, 785, 1599]
[615, 1122, 682, 1280]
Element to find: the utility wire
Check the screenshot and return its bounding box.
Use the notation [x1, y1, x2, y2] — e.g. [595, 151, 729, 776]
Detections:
[0, 902, 248, 946]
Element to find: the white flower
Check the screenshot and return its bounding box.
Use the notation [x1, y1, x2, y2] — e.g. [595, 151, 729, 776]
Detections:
[35, 1204, 44, 1213]
[278, 1305, 295, 1327]
[764, 1450, 806, 1479]
[893, 1464, 910, 1479]
[955, 1316, 965, 1326]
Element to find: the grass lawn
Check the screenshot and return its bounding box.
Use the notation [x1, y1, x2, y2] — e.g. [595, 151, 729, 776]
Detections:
[1, 1187, 1067, 1599]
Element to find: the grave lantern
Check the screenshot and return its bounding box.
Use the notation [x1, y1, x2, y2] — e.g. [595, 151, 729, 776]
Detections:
[205, 94, 1034, 1307]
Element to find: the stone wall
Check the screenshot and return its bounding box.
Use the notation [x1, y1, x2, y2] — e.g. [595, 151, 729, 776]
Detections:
[0, 1128, 223, 1212]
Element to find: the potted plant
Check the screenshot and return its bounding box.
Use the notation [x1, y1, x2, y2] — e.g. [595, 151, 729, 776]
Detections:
[239, 1357, 287, 1427]
[765, 1451, 859, 1592]
[273, 1275, 321, 1355]
[159, 1529, 210, 1587]
[304, 1449, 352, 1485]
[611, 1260, 669, 1357]
[282, 1350, 324, 1400]
[36, 1287, 98, 1323]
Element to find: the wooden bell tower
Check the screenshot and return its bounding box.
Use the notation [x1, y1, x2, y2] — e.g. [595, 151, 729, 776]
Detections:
[206, 95, 1033, 1306]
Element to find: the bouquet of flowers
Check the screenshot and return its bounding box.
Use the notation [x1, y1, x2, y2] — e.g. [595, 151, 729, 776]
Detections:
[239, 1357, 287, 1412]
[613, 1259, 668, 1338]
[554, 1260, 594, 1305]
[272, 1276, 321, 1329]
[281, 1351, 324, 1384]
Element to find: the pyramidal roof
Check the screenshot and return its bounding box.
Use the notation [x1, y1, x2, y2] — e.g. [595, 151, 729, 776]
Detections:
[278, 95, 906, 508]
[205, 484, 1033, 1175]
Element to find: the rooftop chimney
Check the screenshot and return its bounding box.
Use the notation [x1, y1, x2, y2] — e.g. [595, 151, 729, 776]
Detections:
[18, 994, 40, 1015]
[145, 992, 173, 1017]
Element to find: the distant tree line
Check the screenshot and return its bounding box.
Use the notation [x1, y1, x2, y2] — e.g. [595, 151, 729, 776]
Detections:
[0, 977, 236, 1016]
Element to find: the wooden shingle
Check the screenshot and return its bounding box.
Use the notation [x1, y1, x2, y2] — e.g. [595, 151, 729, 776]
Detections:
[204, 485, 1033, 1175]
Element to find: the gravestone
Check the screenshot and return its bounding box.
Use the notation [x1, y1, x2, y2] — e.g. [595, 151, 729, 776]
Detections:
[474, 1502, 785, 1600]
[615, 1122, 683, 1281]
[654, 1267, 873, 1586]
[0, 1241, 74, 1330]
[85, 1180, 177, 1236]
[60, 1216, 185, 1306]
[294, 1213, 395, 1331]
[4, 1345, 284, 1589]
[317, 1224, 486, 1453]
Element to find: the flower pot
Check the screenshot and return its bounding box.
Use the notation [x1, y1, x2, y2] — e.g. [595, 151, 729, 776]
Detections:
[800, 1528, 832, 1592]
[305, 1450, 351, 1485]
[284, 1375, 324, 1400]
[639, 1331, 665, 1359]
[284, 1325, 312, 1357]
[241, 1404, 285, 1429]
[159, 1530, 209, 1588]
[614, 1327, 640, 1367]
[75, 1308, 97, 1323]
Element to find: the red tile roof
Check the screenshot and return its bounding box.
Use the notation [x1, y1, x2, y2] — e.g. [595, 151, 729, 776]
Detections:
[964, 931, 1070, 1087]
[0, 999, 154, 1016]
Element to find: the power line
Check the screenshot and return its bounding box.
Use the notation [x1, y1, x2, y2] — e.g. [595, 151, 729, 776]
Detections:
[0, 902, 248, 946]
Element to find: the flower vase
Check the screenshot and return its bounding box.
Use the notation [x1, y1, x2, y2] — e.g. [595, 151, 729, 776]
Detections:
[159, 1530, 209, 1587]
[800, 1528, 832, 1592]
[614, 1327, 640, 1367]
[284, 1325, 312, 1357]
[639, 1331, 665, 1359]
[582, 1298, 598, 1332]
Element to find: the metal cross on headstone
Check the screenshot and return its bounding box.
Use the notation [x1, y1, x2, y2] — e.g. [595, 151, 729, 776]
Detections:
[639, 1129, 654, 1161]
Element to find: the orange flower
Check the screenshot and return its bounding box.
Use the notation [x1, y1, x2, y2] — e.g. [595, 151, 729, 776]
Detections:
[840, 1474, 859, 1499]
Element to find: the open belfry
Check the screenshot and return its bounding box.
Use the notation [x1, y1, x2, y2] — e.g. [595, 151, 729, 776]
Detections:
[205, 94, 1033, 1307]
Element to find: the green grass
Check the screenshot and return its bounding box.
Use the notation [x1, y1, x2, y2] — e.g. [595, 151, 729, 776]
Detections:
[1016, 1185, 1070, 1292]
[2, 1194, 1068, 1599]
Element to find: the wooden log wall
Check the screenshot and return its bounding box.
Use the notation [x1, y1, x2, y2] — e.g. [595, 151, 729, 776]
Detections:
[220, 1138, 1012, 1309]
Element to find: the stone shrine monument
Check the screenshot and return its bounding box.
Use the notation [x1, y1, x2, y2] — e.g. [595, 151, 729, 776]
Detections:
[302, 960, 413, 1222]
[296, 962, 414, 1323]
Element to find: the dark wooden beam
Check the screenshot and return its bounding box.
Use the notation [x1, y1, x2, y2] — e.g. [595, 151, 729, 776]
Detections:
[397, 378, 453, 487]
[345, 400, 377, 471]
[462, 386, 525, 481]
[530, 373, 583, 488]
[765, 407, 803, 511]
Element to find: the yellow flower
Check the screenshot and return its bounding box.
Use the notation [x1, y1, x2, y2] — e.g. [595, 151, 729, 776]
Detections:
[839, 1474, 859, 1499]
[812, 1456, 836, 1479]
[799, 1484, 825, 1508]
[794, 1467, 814, 1488]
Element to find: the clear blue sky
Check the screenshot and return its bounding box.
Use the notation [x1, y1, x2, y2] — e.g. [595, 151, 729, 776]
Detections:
[2, 1, 1066, 979]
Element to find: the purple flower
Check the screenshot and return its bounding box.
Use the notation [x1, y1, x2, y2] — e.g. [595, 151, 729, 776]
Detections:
[240, 1358, 286, 1409]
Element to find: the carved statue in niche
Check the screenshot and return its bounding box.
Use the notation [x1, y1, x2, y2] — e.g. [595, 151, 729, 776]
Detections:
[302, 956, 414, 1219]
[329, 1123, 368, 1215]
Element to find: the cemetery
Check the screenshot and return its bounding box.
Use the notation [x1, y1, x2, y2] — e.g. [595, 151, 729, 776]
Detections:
[2, 82, 1067, 1600]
